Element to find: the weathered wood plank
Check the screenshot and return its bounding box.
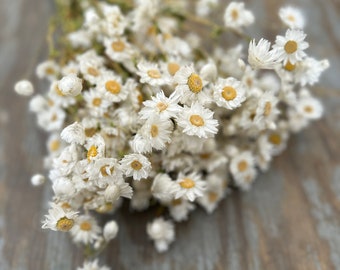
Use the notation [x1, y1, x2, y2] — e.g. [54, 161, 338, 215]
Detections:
[0, 0, 339, 269]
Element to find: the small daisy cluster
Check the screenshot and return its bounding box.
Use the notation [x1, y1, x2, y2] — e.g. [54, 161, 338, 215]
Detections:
[16, 1, 328, 268]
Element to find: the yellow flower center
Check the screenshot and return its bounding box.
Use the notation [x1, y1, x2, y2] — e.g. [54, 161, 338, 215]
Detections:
[172, 198, 182, 206]
[56, 217, 74, 232]
[87, 67, 100, 77]
[156, 102, 168, 112]
[231, 9, 239, 20]
[208, 191, 218, 202]
[61, 202, 71, 209]
[264, 102, 272, 116]
[304, 105, 313, 113]
[150, 125, 159, 137]
[179, 178, 195, 189]
[92, 98, 102, 107]
[222, 86, 237, 101]
[268, 133, 282, 145]
[45, 67, 55, 75]
[284, 40, 298, 54]
[85, 128, 96, 137]
[190, 114, 204, 127]
[49, 140, 60, 152]
[80, 221, 92, 231]
[287, 15, 295, 22]
[237, 160, 248, 172]
[111, 41, 125, 52]
[87, 145, 98, 161]
[167, 62, 180, 76]
[130, 160, 142, 171]
[147, 69, 161, 79]
[100, 165, 110, 177]
[105, 80, 121, 94]
[284, 61, 296, 71]
[187, 73, 203, 93]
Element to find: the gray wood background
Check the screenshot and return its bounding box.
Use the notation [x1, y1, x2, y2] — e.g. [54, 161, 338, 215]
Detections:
[0, 0, 339, 269]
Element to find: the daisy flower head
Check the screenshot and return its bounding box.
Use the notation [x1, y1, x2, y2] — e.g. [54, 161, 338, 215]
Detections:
[36, 60, 60, 81]
[230, 151, 255, 179]
[254, 92, 280, 129]
[213, 77, 246, 109]
[296, 96, 323, 120]
[177, 102, 219, 138]
[70, 215, 101, 244]
[77, 259, 110, 270]
[139, 91, 181, 120]
[273, 29, 309, 65]
[279, 6, 305, 29]
[60, 122, 86, 145]
[172, 172, 206, 202]
[173, 64, 210, 105]
[58, 74, 83, 96]
[85, 134, 106, 162]
[137, 61, 170, 86]
[42, 203, 78, 232]
[96, 72, 128, 103]
[104, 37, 135, 63]
[14, 80, 34, 96]
[102, 180, 133, 202]
[248, 39, 280, 69]
[151, 173, 176, 202]
[139, 116, 173, 151]
[147, 217, 175, 253]
[223, 2, 255, 30]
[168, 198, 196, 222]
[120, 153, 152, 180]
[83, 89, 111, 117]
[294, 57, 330, 86]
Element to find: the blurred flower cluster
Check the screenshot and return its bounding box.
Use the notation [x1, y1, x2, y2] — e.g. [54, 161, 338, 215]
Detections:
[15, 0, 328, 268]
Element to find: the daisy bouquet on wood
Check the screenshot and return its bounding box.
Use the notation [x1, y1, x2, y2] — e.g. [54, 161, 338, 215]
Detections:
[15, 0, 329, 268]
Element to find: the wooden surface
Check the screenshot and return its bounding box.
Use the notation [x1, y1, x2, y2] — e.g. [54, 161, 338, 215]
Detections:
[0, 0, 339, 269]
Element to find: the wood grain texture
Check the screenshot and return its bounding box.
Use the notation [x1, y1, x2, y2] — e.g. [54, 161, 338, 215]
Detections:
[0, 0, 339, 269]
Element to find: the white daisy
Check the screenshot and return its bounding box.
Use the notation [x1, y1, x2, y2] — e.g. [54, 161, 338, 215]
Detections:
[42, 203, 78, 232]
[294, 57, 329, 86]
[248, 39, 279, 69]
[48, 81, 77, 108]
[139, 91, 181, 120]
[137, 61, 170, 86]
[84, 134, 106, 162]
[146, 217, 175, 253]
[70, 215, 101, 244]
[14, 80, 34, 96]
[171, 172, 206, 202]
[296, 97, 323, 120]
[213, 77, 246, 109]
[139, 116, 173, 151]
[273, 29, 309, 65]
[151, 173, 176, 202]
[173, 64, 210, 105]
[229, 151, 256, 184]
[168, 198, 195, 222]
[102, 179, 133, 202]
[83, 89, 111, 117]
[58, 74, 83, 96]
[96, 72, 129, 103]
[177, 102, 218, 138]
[31, 174, 46, 186]
[36, 60, 60, 81]
[254, 92, 280, 129]
[120, 153, 152, 180]
[279, 6, 305, 29]
[61, 122, 86, 145]
[223, 2, 254, 30]
[103, 220, 119, 241]
[104, 37, 135, 63]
